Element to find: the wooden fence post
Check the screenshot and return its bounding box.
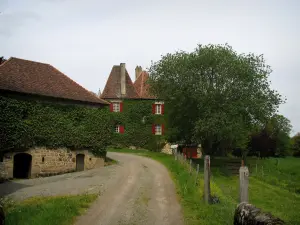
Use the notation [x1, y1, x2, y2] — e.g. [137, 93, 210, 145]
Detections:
[204, 155, 211, 203]
[189, 159, 192, 174]
[195, 164, 199, 186]
[239, 166, 249, 203]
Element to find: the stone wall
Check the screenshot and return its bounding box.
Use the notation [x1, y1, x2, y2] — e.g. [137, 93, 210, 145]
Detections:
[161, 143, 172, 155]
[234, 202, 285, 225]
[0, 147, 104, 179]
[0, 163, 7, 182]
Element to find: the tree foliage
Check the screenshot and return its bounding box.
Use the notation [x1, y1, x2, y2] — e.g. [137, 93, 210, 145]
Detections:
[291, 133, 300, 157]
[247, 114, 292, 157]
[149, 44, 284, 155]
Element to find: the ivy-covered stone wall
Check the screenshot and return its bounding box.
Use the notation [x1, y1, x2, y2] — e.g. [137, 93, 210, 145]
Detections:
[110, 100, 166, 151]
[0, 96, 112, 156]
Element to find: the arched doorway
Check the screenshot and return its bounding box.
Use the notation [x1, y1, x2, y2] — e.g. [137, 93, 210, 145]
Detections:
[13, 153, 32, 179]
[76, 154, 85, 172]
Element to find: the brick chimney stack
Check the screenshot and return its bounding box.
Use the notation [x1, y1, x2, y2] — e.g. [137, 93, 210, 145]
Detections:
[120, 63, 126, 96]
[135, 66, 142, 81]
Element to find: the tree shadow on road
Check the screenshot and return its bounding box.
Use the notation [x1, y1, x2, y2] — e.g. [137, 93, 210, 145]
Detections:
[0, 181, 30, 198]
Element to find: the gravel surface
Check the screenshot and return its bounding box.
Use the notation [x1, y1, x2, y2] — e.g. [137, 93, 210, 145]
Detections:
[0, 152, 183, 225]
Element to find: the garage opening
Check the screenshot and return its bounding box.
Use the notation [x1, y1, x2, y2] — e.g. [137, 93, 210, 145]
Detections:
[13, 153, 32, 179]
[76, 154, 85, 172]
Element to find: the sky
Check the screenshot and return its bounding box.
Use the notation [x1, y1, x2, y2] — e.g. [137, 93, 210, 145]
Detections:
[0, 0, 299, 133]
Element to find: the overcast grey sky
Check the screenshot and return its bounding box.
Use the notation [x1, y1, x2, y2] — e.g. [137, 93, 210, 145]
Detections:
[1, 0, 299, 133]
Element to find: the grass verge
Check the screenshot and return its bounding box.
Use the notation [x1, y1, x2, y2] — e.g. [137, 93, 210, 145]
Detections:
[108, 148, 300, 225]
[4, 194, 97, 225]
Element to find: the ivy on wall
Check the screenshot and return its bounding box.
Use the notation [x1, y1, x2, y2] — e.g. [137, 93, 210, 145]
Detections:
[0, 96, 112, 156]
[111, 100, 166, 151]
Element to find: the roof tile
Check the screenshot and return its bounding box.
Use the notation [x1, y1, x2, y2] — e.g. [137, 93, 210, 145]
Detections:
[0, 57, 108, 105]
[133, 71, 156, 99]
[101, 65, 140, 99]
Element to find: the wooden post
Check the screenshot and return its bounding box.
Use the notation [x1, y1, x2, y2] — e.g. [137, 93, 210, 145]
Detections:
[255, 163, 258, 174]
[204, 155, 211, 203]
[239, 166, 249, 203]
[189, 159, 192, 174]
[195, 164, 199, 186]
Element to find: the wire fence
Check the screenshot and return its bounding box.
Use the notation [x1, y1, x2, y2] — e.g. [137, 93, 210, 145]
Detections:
[173, 151, 204, 187]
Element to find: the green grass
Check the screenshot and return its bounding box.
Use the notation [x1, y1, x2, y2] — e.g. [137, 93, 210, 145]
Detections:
[4, 194, 97, 225]
[247, 157, 300, 194]
[109, 148, 300, 225]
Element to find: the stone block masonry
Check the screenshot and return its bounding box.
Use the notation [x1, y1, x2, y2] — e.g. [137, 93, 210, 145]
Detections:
[234, 202, 285, 225]
[0, 147, 104, 179]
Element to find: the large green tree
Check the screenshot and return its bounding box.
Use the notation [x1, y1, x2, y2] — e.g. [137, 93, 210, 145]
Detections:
[149, 44, 284, 155]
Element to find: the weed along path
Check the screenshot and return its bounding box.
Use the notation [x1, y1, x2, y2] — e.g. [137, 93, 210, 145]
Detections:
[74, 152, 183, 225]
[0, 152, 183, 225]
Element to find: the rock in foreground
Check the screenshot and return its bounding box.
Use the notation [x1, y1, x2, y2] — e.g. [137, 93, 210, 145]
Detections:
[234, 202, 284, 225]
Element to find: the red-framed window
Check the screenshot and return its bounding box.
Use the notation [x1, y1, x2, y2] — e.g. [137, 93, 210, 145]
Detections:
[110, 102, 123, 112]
[152, 124, 164, 135]
[152, 103, 164, 115]
[115, 125, 124, 133]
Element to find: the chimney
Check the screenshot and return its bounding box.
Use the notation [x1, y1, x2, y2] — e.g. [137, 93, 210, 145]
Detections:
[135, 66, 142, 80]
[120, 63, 126, 96]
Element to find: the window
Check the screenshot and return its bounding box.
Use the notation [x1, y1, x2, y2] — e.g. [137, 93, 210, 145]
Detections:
[115, 125, 124, 133]
[115, 125, 120, 133]
[113, 103, 120, 112]
[152, 102, 164, 115]
[155, 124, 162, 135]
[155, 104, 161, 114]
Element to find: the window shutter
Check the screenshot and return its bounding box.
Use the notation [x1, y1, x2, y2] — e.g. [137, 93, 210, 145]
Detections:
[162, 124, 165, 135]
[120, 125, 124, 133]
[152, 104, 155, 114]
[152, 124, 155, 134]
[120, 102, 123, 112]
[110, 103, 113, 112]
[161, 104, 164, 115]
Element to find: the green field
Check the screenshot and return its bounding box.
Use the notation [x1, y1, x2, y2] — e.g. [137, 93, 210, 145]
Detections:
[109, 148, 300, 225]
[4, 194, 97, 225]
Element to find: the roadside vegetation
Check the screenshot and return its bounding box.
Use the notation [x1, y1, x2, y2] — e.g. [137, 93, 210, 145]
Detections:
[3, 194, 97, 225]
[109, 148, 300, 225]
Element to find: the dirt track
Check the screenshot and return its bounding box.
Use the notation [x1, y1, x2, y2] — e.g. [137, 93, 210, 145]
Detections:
[0, 152, 183, 225]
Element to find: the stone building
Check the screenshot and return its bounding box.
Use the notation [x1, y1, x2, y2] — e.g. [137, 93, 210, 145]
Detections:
[0, 57, 109, 180]
[101, 63, 165, 136]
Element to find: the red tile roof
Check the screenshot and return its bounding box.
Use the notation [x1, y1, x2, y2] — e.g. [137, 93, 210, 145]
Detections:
[134, 71, 156, 99]
[0, 57, 109, 105]
[101, 65, 139, 99]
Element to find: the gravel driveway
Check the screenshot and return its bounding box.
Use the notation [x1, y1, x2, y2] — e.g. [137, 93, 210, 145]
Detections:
[0, 152, 183, 225]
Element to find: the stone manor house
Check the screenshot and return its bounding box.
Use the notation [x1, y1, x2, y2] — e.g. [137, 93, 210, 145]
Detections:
[101, 63, 165, 136]
[0, 57, 166, 181]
